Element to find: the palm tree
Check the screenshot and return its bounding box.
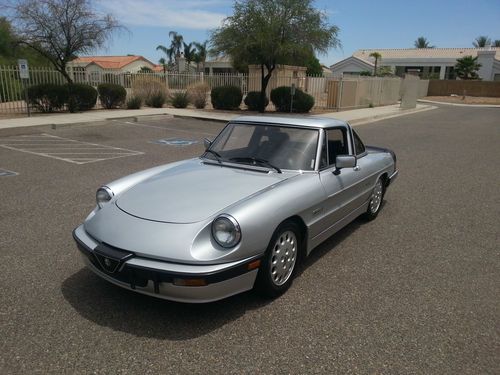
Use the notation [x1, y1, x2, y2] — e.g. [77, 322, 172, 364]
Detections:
[494, 40, 500, 47]
[369, 52, 381, 76]
[455, 55, 481, 80]
[158, 57, 167, 74]
[414, 37, 434, 48]
[183, 42, 196, 70]
[156, 31, 184, 65]
[193, 41, 208, 72]
[473, 35, 491, 48]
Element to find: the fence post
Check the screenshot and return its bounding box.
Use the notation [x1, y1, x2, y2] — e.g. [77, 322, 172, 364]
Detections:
[337, 78, 343, 111]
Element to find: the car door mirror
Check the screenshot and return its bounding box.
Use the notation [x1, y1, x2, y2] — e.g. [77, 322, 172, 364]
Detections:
[333, 155, 356, 175]
[203, 138, 212, 150]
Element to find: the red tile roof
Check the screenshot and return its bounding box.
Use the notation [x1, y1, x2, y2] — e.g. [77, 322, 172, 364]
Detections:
[71, 55, 155, 69]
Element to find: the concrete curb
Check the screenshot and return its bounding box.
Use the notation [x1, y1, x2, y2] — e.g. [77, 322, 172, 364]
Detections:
[172, 114, 229, 123]
[0, 104, 437, 134]
[348, 105, 437, 126]
[418, 99, 500, 108]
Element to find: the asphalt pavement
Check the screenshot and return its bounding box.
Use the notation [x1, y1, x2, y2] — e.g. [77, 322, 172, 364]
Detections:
[0, 107, 498, 374]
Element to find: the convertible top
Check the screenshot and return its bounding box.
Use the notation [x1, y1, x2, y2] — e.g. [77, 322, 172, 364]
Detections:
[231, 116, 348, 129]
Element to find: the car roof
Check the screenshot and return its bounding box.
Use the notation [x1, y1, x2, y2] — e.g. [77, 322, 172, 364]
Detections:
[230, 116, 348, 129]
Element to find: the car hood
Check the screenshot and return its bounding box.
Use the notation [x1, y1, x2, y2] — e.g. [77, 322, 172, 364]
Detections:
[115, 159, 295, 223]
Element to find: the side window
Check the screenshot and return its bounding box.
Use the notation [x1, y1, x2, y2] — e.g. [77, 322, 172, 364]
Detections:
[352, 130, 366, 156]
[327, 128, 348, 166]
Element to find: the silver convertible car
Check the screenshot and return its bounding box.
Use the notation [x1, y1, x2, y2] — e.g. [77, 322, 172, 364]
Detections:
[73, 116, 398, 303]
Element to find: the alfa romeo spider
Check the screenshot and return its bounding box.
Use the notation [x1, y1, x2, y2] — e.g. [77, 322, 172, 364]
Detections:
[73, 116, 398, 303]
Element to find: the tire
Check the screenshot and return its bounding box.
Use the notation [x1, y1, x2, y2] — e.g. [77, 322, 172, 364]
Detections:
[363, 177, 385, 221]
[255, 221, 302, 298]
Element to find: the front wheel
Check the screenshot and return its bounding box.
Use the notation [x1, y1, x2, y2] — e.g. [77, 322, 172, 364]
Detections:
[363, 177, 385, 221]
[255, 221, 301, 298]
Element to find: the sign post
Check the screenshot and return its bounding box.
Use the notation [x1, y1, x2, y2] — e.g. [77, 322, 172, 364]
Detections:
[17, 59, 31, 117]
[290, 83, 296, 113]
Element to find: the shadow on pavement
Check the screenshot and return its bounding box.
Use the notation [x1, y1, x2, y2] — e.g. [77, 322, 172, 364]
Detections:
[61, 211, 372, 341]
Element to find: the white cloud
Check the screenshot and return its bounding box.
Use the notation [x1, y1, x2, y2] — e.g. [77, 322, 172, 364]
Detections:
[98, 0, 229, 29]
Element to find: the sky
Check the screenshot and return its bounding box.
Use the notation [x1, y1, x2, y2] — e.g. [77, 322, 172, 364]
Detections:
[94, 0, 500, 66]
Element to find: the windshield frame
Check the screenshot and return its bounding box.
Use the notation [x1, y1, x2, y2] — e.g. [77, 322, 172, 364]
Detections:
[201, 121, 323, 172]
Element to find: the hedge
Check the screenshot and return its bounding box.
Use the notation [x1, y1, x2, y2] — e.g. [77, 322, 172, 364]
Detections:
[244, 91, 269, 111]
[26, 83, 67, 112]
[66, 83, 98, 112]
[211, 85, 242, 110]
[270, 86, 315, 113]
[97, 83, 127, 109]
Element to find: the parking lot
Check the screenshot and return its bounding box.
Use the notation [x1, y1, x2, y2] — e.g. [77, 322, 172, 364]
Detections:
[0, 107, 498, 374]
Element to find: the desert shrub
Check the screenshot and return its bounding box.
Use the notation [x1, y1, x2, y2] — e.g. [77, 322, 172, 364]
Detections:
[244, 91, 269, 111]
[146, 92, 166, 108]
[211, 85, 242, 110]
[131, 76, 168, 106]
[65, 83, 98, 112]
[187, 82, 210, 109]
[270, 86, 315, 113]
[171, 91, 189, 108]
[97, 83, 127, 109]
[25, 83, 67, 112]
[126, 96, 142, 109]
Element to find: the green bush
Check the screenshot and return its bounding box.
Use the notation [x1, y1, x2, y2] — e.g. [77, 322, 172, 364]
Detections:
[244, 91, 269, 111]
[211, 85, 242, 110]
[270, 86, 315, 113]
[97, 83, 127, 109]
[126, 96, 142, 109]
[145, 92, 166, 108]
[25, 83, 67, 112]
[66, 83, 97, 112]
[171, 91, 189, 108]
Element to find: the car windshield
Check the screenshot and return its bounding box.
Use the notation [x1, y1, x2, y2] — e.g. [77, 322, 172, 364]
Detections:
[204, 123, 319, 171]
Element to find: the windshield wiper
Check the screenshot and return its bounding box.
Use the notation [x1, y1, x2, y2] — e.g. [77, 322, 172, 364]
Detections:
[204, 149, 223, 164]
[229, 157, 282, 173]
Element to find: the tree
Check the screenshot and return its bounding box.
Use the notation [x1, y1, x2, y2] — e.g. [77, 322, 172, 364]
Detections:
[158, 57, 167, 74]
[473, 35, 491, 48]
[156, 31, 184, 65]
[455, 55, 481, 80]
[210, 0, 340, 112]
[0, 17, 51, 66]
[375, 66, 393, 77]
[414, 36, 434, 48]
[193, 41, 208, 72]
[8, 0, 121, 82]
[369, 52, 381, 76]
[183, 42, 196, 69]
[494, 40, 500, 47]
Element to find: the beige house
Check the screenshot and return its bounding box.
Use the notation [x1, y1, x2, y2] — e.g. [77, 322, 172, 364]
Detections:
[67, 55, 162, 82]
[330, 47, 500, 81]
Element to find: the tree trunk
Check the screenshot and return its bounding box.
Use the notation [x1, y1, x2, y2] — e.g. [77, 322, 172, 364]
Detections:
[259, 64, 274, 113]
[60, 65, 73, 84]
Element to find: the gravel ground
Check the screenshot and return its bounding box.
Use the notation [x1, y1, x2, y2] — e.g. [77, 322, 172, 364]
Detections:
[0, 107, 498, 374]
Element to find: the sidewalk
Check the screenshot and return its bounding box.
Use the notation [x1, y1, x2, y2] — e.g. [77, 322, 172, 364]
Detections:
[0, 103, 435, 130]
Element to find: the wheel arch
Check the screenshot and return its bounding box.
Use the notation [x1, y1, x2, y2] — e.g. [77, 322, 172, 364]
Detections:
[279, 215, 308, 262]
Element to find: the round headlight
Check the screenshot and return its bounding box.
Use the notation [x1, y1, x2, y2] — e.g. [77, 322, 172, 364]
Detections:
[212, 215, 241, 248]
[96, 186, 113, 207]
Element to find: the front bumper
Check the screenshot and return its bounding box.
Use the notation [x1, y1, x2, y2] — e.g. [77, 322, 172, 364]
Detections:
[73, 225, 260, 303]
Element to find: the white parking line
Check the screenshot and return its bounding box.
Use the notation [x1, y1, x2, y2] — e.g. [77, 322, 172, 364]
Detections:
[0, 134, 143, 164]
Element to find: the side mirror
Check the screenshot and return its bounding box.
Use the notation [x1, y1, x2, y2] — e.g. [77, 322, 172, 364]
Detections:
[333, 155, 356, 175]
[203, 138, 212, 150]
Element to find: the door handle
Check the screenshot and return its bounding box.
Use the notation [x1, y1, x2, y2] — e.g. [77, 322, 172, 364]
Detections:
[354, 166, 361, 171]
